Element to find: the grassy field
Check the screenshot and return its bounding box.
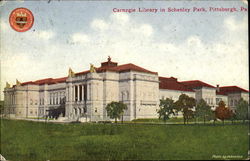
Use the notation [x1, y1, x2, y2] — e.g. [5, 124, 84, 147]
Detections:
[0, 119, 249, 160]
[131, 117, 249, 124]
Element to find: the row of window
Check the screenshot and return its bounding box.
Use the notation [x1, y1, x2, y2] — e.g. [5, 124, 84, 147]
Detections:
[7, 95, 15, 105]
[49, 97, 66, 105]
[161, 96, 178, 100]
[30, 97, 66, 106]
[15, 109, 46, 116]
[205, 98, 214, 105]
[49, 92, 66, 105]
[30, 99, 38, 105]
[216, 98, 240, 107]
[230, 99, 239, 107]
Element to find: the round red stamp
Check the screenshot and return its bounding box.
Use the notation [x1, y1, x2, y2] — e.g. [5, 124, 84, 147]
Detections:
[9, 8, 34, 32]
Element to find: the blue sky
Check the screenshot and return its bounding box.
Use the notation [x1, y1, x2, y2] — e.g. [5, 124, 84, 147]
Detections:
[0, 0, 248, 100]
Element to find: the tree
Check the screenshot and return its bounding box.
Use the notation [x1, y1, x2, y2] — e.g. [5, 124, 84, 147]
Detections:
[195, 99, 212, 124]
[0, 101, 4, 115]
[235, 98, 249, 123]
[175, 94, 196, 124]
[106, 101, 127, 123]
[215, 101, 233, 124]
[157, 98, 175, 123]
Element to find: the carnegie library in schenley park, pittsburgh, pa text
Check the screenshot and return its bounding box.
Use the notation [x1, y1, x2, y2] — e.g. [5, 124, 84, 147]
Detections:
[3, 57, 249, 122]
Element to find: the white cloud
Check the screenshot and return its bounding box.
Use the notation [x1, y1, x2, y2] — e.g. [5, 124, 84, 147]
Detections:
[71, 33, 90, 44]
[110, 13, 130, 25]
[35, 30, 55, 40]
[224, 16, 247, 31]
[91, 19, 109, 31]
[137, 24, 153, 37]
[187, 36, 202, 48]
[1, 54, 39, 87]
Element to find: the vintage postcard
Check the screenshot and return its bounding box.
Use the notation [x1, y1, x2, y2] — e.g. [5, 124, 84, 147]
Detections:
[0, 0, 249, 160]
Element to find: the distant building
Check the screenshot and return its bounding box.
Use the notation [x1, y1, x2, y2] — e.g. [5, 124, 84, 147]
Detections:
[180, 80, 217, 109]
[216, 86, 249, 109]
[3, 57, 249, 121]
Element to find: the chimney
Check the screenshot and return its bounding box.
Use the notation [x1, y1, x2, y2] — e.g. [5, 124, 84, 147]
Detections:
[216, 84, 220, 92]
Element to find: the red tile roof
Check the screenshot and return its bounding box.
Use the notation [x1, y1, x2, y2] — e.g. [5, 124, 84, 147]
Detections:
[34, 78, 53, 85]
[216, 91, 227, 96]
[217, 86, 249, 95]
[48, 77, 67, 85]
[159, 77, 194, 92]
[112, 63, 157, 74]
[21, 81, 37, 85]
[21, 77, 67, 86]
[75, 70, 89, 76]
[75, 63, 158, 75]
[180, 80, 215, 89]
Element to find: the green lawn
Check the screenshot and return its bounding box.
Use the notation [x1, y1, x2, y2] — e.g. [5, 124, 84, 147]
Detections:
[132, 117, 249, 124]
[0, 119, 249, 160]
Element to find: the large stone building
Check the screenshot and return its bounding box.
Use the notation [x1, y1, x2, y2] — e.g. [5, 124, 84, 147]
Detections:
[3, 57, 249, 121]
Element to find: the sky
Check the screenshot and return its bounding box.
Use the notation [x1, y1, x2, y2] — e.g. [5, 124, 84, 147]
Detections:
[0, 0, 248, 100]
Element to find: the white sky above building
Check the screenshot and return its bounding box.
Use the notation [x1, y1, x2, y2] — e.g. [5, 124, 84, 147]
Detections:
[0, 0, 248, 100]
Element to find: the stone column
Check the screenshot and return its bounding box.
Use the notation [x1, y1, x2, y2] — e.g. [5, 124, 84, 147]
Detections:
[69, 85, 73, 102]
[58, 92, 61, 104]
[13, 94, 15, 105]
[78, 85, 80, 102]
[129, 78, 135, 120]
[10, 94, 12, 105]
[73, 85, 75, 102]
[66, 87, 68, 102]
[82, 84, 84, 102]
[12, 94, 13, 105]
[67, 82, 73, 118]
[87, 84, 90, 100]
[43, 84, 48, 116]
[53, 93, 55, 105]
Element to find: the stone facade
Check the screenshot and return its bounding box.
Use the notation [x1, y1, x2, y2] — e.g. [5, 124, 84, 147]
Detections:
[3, 58, 249, 121]
[4, 58, 159, 121]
